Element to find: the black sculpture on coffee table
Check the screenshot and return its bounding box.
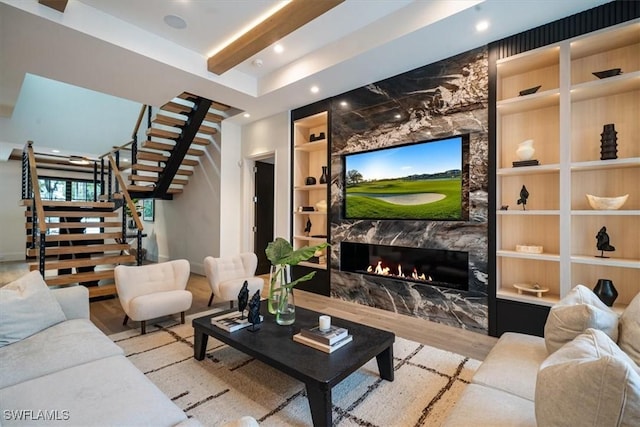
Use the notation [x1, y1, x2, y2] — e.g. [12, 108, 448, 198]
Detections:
[517, 185, 529, 210]
[247, 290, 262, 331]
[595, 226, 615, 258]
[237, 280, 249, 319]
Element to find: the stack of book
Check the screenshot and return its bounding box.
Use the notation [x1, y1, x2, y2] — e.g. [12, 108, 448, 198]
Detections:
[293, 325, 352, 353]
[211, 311, 262, 332]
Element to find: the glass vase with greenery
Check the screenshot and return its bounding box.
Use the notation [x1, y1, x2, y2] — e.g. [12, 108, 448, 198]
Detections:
[265, 237, 329, 323]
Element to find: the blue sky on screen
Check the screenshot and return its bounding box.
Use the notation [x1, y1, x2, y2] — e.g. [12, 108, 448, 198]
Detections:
[346, 137, 461, 181]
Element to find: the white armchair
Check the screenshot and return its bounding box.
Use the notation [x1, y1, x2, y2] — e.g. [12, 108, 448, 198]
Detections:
[203, 253, 264, 308]
[114, 260, 192, 334]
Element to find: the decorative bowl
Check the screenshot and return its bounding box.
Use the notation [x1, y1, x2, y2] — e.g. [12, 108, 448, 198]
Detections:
[586, 194, 628, 210]
[519, 85, 542, 96]
[592, 68, 622, 79]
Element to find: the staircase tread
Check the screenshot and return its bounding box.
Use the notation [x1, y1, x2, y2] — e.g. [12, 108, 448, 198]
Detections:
[26, 221, 122, 229]
[45, 270, 116, 286]
[204, 111, 224, 123]
[28, 243, 129, 257]
[153, 114, 186, 127]
[24, 210, 118, 218]
[141, 141, 204, 156]
[147, 128, 181, 139]
[129, 174, 188, 185]
[198, 124, 218, 135]
[20, 200, 114, 209]
[160, 101, 192, 114]
[29, 255, 135, 271]
[88, 284, 117, 298]
[26, 232, 121, 243]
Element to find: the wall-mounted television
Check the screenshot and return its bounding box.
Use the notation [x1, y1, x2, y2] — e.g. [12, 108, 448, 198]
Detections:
[343, 134, 468, 221]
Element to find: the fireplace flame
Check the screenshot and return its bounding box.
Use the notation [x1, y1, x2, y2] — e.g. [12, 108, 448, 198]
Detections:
[365, 260, 432, 283]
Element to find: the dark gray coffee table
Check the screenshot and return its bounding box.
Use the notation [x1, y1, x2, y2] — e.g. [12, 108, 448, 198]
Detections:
[193, 301, 395, 426]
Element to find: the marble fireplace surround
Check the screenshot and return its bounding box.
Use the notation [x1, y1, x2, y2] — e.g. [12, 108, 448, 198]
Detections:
[327, 46, 489, 334]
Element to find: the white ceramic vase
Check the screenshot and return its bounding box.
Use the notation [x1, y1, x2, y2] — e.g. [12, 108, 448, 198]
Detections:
[516, 139, 535, 161]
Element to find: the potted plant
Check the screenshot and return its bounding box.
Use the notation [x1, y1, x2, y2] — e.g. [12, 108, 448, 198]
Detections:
[265, 237, 329, 325]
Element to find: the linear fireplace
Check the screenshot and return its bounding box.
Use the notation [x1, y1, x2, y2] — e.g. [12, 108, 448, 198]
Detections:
[340, 242, 469, 291]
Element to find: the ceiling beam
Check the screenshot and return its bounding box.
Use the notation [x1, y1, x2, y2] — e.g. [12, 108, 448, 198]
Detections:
[207, 0, 345, 75]
[38, 0, 68, 13]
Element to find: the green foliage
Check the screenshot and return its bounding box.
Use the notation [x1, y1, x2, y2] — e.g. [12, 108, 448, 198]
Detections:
[266, 237, 329, 290]
[345, 178, 462, 219]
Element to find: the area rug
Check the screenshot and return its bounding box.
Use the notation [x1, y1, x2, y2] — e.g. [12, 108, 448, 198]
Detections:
[109, 313, 480, 427]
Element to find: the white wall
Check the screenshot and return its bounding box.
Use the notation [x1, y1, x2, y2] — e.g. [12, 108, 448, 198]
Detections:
[241, 112, 290, 252]
[0, 160, 26, 261]
[219, 121, 242, 256]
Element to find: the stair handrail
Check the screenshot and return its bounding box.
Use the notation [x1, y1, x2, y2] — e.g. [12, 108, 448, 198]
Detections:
[107, 155, 144, 231]
[25, 142, 47, 233]
[132, 104, 147, 140]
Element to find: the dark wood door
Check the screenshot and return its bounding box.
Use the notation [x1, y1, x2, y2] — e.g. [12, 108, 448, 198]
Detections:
[254, 160, 274, 275]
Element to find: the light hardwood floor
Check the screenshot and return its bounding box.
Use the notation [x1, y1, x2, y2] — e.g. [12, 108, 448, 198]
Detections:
[1, 260, 496, 360]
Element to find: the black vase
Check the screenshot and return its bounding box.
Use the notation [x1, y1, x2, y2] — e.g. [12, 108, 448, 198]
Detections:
[319, 166, 328, 184]
[600, 123, 618, 160]
[593, 279, 618, 307]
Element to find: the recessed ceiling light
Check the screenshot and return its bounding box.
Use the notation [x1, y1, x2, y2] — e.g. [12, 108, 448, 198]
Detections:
[243, 113, 251, 118]
[476, 20, 489, 32]
[251, 58, 263, 67]
[164, 15, 187, 30]
[340, 101, 348, 107]
[310, 86, 319, 94]
[51, 149, 60, 153]
[273, 44, 284, 54]
[122, 158, 130, 163]
[394, 114, 401, 119]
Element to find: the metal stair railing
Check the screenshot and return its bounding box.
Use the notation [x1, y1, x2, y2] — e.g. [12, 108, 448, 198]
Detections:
[24, 141, 48, 275]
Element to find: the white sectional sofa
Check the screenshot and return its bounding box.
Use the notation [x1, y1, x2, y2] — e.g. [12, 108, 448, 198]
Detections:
[0, 271, 199, 427]
[444, 285, 640, 426]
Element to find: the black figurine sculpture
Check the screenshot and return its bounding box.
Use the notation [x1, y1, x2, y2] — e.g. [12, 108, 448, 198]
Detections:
[596, 226, 615, 258]
[237, 280, 249, 319]
[247, 290, 262, 331]
[304, 218, 312, 236]
[517, 185, 529, 210]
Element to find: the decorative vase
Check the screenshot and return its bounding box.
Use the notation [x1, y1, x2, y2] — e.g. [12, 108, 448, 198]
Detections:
[593, 278, 618, 307]
[516, 139, 535, 161]
[600, 123, 618, 160]
[319, 166, 328, 184]
[276, 286, 295, 325]
[268, 265, 290, 314]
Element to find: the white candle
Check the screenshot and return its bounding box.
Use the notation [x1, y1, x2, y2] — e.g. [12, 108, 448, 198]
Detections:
[319, 315, 331, 331]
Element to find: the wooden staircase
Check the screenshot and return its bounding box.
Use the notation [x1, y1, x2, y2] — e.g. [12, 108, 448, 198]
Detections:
[125, 92, 231, 199]
[22, 200, 135, 298]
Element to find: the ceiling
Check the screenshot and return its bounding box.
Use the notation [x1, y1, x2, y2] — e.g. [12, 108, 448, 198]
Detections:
[0, 0, 612, 155]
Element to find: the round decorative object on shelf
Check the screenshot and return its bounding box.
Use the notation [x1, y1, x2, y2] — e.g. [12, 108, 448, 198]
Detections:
[586, 194, 628, 210]
[315, 199, 327, 213]
[593, 279, 618, 307]
[305, 176, 316, 185]
[516, 139, 535, 161]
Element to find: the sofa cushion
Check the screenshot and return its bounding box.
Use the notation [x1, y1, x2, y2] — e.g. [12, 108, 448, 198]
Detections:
[472, 332, 546, 401]
[442, 383, 536, 427]
[535, 328, 640, 427]
[544, 284, 618, 354]
[619, 292, 640, 366]
[0, 355, 187, 427]
[0, 319, 123, 389]
[0, 271, 66, 348]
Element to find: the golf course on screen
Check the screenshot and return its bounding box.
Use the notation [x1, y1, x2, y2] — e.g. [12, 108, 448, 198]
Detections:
[345, 176, 461, 219]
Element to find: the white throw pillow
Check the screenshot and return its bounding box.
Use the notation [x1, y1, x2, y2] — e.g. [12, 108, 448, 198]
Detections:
[0, 271, 66, 347]
[619, 292, 640, 366]
[535, 328, 640, 427]
[544, 284, 618, 354]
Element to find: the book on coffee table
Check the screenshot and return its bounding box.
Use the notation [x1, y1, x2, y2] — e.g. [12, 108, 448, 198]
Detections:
[300, 325, 348, 345]
[211, 311, 262, 332]
[293, 332, 353, 353]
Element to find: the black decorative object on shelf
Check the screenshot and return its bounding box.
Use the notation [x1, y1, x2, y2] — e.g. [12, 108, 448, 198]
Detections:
[247, 290, 262, 332]
[305, 176, 316, 185]
[517, 185, 529, 210]
[319, 166, 328, 184]
[519, 85, 541, 96]
[593, 279, 618, 307]
[592, 68, 622, 79]
[600, 123, 618, 160]
[304, 218, 312, 236]
[595, 226, 615, 258]
[309, 132, 326, 142]
[500, 205, 509, 210]
[237, 281, 249, 319]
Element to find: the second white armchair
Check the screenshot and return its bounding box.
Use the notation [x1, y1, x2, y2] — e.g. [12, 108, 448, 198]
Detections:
[203, 253, 264, 308]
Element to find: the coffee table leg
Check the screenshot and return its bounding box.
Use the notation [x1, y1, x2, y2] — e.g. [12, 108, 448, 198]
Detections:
[193, 328, 208, 361]
[305, 382, 332, 427]
[376, 345, 394, 381]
